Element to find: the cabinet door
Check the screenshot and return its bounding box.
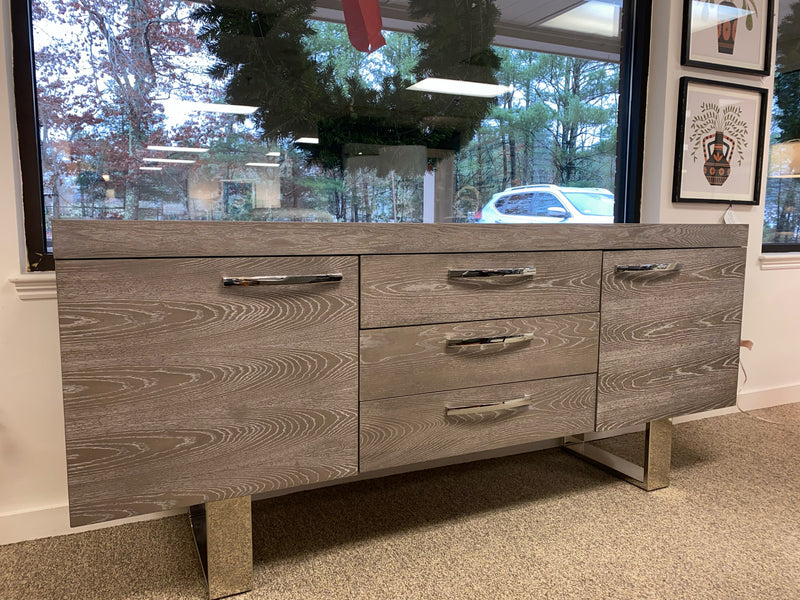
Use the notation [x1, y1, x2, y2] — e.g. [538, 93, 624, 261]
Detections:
[56, 256, 358, 526]
[597, 248, 745, 430]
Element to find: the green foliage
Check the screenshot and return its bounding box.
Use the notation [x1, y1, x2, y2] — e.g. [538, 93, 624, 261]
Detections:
[193, 0, 501, 169]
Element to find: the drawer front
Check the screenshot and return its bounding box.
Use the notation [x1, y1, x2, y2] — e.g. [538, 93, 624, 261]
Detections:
[361, 375, 597, 472]
[597, 247, 745, 430]
[361, 251, 601, 328]
[56, 256, 359, 526]
[360, 314, 599, 401]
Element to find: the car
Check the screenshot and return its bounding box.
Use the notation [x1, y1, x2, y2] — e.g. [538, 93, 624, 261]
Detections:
[475, 184, 614, 224]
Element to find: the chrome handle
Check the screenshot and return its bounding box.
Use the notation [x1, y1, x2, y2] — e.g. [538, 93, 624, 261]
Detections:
[445, 332, 534, 349]
[615, 263, 682, 273]
[448, 267, 536, 279]
[222, 274, 343, 286]
[446, 394, 532, 417]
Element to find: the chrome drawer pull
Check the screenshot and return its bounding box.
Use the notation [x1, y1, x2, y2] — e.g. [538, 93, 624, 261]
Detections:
[615, 263, 682, 273]
[448, 267, 536, 279]
[222, 274, 343, 286]
[446, 332, 534, 348]
[446, 393, 532, 417]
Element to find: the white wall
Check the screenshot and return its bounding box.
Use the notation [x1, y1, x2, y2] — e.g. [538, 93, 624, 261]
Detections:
[642, 1, 800, 408]
[1, 1, 798, 545]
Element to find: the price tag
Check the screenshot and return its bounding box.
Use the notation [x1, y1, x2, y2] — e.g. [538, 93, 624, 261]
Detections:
[723, 206, 739, 224]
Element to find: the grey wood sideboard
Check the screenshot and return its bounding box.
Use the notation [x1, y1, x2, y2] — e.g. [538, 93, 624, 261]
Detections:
[53, 221, 747, 597]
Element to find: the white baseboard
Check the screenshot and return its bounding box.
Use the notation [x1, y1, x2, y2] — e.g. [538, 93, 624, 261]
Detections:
[0, 504, 186, 546]
[736, 383, 800, 412]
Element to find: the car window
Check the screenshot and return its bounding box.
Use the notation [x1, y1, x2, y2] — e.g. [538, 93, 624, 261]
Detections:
[531, 193, 565, 217]
[496, 193, 531, 215]
[561, 191, 614, 216]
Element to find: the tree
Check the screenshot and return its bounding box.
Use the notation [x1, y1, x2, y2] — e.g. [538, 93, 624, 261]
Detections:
[33, 0, 226, 220]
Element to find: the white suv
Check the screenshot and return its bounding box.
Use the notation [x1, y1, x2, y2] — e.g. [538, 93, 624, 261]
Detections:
[475, 185, 614, 224]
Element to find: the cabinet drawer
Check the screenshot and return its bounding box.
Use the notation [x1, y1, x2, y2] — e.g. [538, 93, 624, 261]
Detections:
[597, 247, 745, 429]
[56, 256, 359, 525]
[361, 375, 597, 472]
[361, 251, 601, 328]
[360, 314, 599, 401]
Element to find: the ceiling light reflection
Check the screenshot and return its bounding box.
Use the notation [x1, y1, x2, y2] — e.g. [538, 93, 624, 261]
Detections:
[147, 145, 209, 153]
[407, 77, 513, 98]
[143, 157, 196, 164]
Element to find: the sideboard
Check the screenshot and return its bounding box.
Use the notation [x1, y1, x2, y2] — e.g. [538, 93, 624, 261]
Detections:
[53, 221, 747, 598]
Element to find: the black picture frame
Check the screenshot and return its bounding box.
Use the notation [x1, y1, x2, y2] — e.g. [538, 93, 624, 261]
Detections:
[673, 77, 767, 205]
[681, 0, 774, 76]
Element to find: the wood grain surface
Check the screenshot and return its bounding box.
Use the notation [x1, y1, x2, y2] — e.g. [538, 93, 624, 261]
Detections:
[56, 256, 359, 526]
[360, 314, 599, 401]
[360, 251, 601, 328]
[596, 248, 746, 430]
[360, 375, 596, 471]
[52, 221, 748, 259]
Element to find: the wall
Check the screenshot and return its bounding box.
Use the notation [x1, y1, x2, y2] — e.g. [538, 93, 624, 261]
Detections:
[1, 1, 798, 545]
[642, 0, 800, 408]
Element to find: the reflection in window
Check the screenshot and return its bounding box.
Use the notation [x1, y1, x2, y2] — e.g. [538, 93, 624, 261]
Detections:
[767, 0, 800, 247]
[31, 0, 623, 245]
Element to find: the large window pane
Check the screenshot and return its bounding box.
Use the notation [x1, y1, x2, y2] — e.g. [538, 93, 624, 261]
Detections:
[766, 0, 800, 248]
[30, 0, 626, 249]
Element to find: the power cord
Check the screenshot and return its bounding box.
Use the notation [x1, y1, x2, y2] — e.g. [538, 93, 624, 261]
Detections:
[736, 340, 796, 430]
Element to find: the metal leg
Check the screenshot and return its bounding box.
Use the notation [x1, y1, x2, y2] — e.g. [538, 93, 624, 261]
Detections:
[563, 418, 673, 491]
[189, 496, 253, 599]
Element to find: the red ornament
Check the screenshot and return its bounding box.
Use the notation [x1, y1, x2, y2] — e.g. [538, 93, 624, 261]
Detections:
[341, 0, 386, 53]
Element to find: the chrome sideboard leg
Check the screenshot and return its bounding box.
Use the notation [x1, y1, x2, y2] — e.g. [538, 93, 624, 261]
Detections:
[563, 418, 673, 491]
[189, 496, 253, 599]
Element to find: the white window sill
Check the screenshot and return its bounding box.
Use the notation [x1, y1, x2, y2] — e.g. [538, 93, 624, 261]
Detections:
[8, 272, 57, 300]
[759, 253, 800, 271]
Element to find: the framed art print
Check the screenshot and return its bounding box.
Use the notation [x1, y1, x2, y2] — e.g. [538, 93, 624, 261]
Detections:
[673, 77, 767, 205]
[682, 0, 774, 75]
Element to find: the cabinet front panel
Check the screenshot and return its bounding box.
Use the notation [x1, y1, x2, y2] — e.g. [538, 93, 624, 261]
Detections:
[56, 256, 359, 525]
[360, 314, 599, 401]
[361, 251, 601, 328]
[597, 248, 745, 430]
[361, 375, 597, 472]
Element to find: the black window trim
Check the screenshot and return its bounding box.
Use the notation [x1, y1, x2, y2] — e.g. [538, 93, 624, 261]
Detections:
[12, 0, 51, 270]
[12, 0, 651, 271]
[763, 243, 800, 253]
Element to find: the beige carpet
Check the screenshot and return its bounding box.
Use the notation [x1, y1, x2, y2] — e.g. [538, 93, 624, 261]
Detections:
[2, 404, 798, 600]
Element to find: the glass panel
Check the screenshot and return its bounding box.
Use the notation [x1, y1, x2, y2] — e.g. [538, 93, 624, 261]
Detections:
[561, 190, 615, 216]
[31, 0, 625, 248]
[766, 0, 800, 247]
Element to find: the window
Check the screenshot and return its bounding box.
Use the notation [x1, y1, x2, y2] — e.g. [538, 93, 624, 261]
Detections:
[497, 194, 532, 216]
[13, 0, 650, 270]
[531, 193, 565, 217]
[766, 0, 800, 251]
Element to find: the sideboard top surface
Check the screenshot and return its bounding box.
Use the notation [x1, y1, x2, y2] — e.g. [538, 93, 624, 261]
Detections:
[52, 221, 748, 260]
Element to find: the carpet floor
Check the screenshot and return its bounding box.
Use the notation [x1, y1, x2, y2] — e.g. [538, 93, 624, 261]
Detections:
[1, 404, 798, 600]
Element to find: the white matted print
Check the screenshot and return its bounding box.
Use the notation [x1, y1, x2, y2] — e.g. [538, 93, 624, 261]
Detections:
[682, 0, 773, 75]
[673, 78, 767, 205]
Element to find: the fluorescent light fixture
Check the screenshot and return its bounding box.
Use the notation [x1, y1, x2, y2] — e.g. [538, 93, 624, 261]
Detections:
[157, 100, 258, 115]
[246, 162, 280, 167]
[266, 151, 281, 157]
[139, 166, 163, 171]
[147, 145, 209, 153]
[296, 137, 319, 144]
[143, 157, 196, 164]
[539, 1, 620, 38]
[407, 77, 513, 98]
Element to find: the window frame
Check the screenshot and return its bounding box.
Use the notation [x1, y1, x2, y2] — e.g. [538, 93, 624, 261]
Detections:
[11, 0, 652, 271]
